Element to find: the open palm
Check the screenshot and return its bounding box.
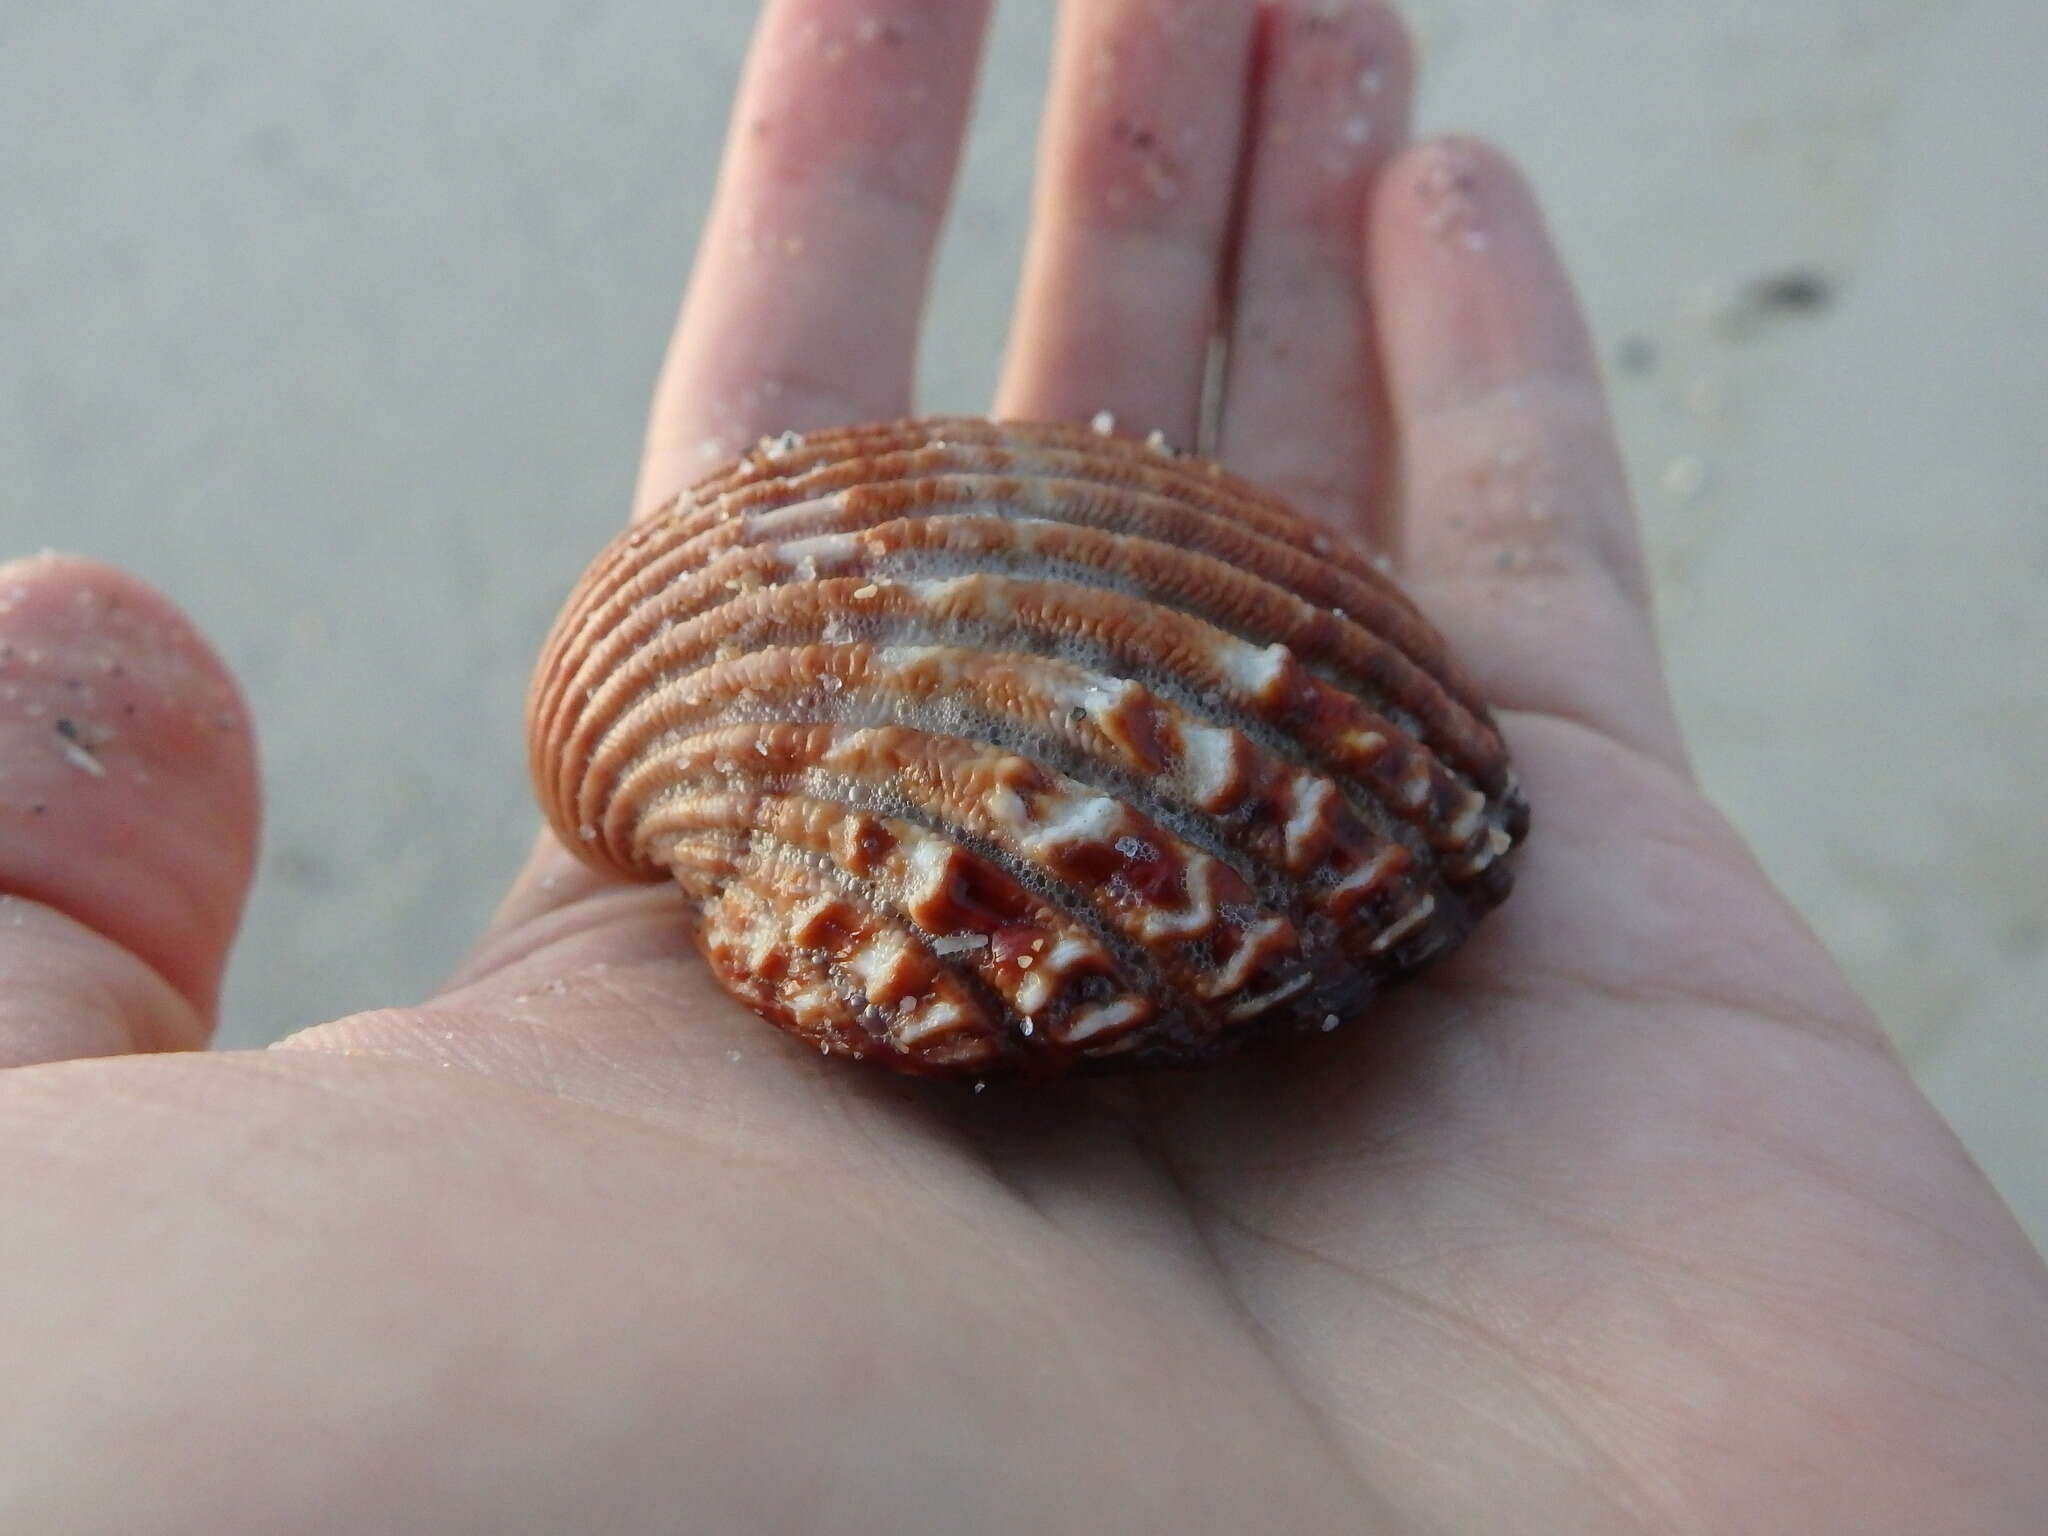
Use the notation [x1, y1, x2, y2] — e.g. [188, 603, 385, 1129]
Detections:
[4, 4, 2042, 1532]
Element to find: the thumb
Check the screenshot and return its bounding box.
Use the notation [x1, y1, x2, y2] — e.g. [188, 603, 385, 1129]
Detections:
[0, 555, 259, 1067]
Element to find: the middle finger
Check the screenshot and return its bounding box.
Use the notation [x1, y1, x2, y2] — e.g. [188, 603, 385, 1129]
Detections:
[995, 0, 1264, 444]
[636, 0, 995, 514]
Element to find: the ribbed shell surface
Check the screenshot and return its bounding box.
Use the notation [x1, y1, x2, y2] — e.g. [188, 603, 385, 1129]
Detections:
[530, 417, 1528, 1078]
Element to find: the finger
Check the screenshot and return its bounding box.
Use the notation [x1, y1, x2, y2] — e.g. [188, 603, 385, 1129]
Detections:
[995, 0, 1264, 444]
[1217, 0, 1414, 538]
[0, 556, 259, 1066]
[636, 0, 995, 513]
[1370, 138, 1689, 770]
[511, 1, 992, 938]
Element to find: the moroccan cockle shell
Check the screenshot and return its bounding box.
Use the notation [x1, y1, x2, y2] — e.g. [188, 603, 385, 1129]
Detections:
[529, 416, 1527, 1078]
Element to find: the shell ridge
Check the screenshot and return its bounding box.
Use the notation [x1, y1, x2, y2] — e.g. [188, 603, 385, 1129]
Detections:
[626, 725, 1287, 994]
[677, 826, 1025, 1069]
[559, 456, 1505, 793]
[552, 503, 1507, 832]
[652, 815, 1163, 1066]
[691, 422, 1498, 708]
[701, 459, 1493, 731]
[723, 516, 1494, 788]
[634, 767, 1230, 1048]
[569, 582, 1493, 891]
[699, 870, 984, 1067]
[693, 420, 1346, 553]
[577, 649, 1444, 928]
[530, 515, 718, 750]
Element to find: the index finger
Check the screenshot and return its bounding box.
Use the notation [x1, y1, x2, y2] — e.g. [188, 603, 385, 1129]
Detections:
[636, 0, 994, 515]
[494, 1, 994, 943]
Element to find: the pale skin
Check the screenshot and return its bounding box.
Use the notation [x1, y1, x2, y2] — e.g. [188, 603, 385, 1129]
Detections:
[1, 2, 2043, 1531]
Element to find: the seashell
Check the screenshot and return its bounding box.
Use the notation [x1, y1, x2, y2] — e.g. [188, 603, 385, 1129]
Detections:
[529, 417, 1527, 1078]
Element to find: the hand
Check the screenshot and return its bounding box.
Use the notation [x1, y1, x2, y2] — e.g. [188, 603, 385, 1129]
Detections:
[4, 3, 2043, 1531]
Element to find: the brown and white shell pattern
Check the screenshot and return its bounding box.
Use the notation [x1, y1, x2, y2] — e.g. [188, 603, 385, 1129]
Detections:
[529, 417, 1528, 1078]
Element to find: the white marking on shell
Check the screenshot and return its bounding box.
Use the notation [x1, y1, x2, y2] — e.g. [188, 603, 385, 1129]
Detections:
[743, 915, 781, 973]
[1282, 776, 1337, 866]
[1345, 729, 1389, 759]
[1217, 639, 1292, 697]
[905, 837, 957, 909]
[1011, 937, 1114, 1024]
[987, 784, 1029, 829]
[1223, 971, 1313, 1022]
[1013, 964, 1056, 1018]
[1369, 894, 1438, 954]
[1061, 996, 1147, 1044]
[845, 928, 916, 997]
[907, 576, 1009, 621]
[1038, 934, 1105, 982]
[783, 978, 840, 1027]
[930, 932, 989, 957]
[1020, 790, 1128, 855]
[1334, 844, 1407, 896]
[788, 894, 840, 949]
[895, 999, 970, 1046]
[744, 496, 853, 542]
[1201, 915, 1293, 997]
[1448, 787, 1490, 844]
[1177, 724, 1243, 808]
[774, 532, 862, 572]
[1134, 856, 1217, 941]
[874, 644, 948, 669]
[1064, 675, 1140, 720]
[1404, 759, 1434, 810]
[1454, 823, 1517, 880]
